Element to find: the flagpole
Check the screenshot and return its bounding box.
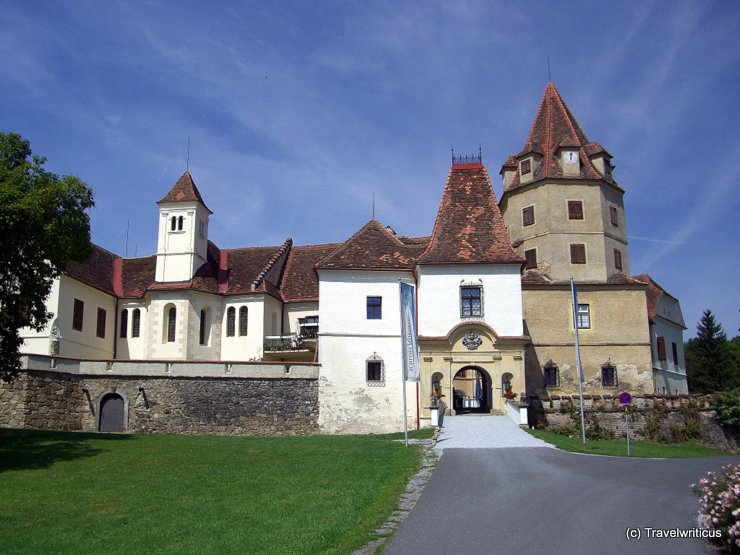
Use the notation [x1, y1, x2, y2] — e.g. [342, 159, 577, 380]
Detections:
[402, 372, 408, 447]
[571, 277, 587, 448]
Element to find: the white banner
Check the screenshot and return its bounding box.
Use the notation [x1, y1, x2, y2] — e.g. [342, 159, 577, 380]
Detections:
[399, 282, 420, 382]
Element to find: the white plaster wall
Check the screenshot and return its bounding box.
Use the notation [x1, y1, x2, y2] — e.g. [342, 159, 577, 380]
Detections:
[19, 278, 61, 355]
[155, 202, 209, 283]
[115, 301, 148, 360]
[417, 265, 523, 337]
[187, 292, 221, 361]
[220, 296, 266, 361]
[283, 302, 319, 335]
[146, 294, 190, 359]
[54, 276, 116, 359]
[651, 314, 687, 395]
[318, 270, 416, 433]
[264, 296, 283, 337]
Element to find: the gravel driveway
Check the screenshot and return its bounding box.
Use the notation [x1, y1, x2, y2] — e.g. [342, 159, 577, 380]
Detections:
[435, 415, 553, 449]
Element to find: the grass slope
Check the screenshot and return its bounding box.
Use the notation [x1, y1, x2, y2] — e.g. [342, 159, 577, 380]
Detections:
[0, 429, 428, 554]
[526, 429, 733, 458]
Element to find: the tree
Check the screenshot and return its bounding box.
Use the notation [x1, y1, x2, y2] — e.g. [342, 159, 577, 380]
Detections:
[685, 309, 739, 393]
[0, 132, 94, 381]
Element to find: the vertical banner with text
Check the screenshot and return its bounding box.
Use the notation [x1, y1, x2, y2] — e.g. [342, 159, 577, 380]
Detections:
[399, 282, 420, 382]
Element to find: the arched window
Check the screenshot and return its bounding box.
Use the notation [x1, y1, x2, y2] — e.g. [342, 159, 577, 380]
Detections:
[239, 307, 248, 336]
[132, 309, 141, 338]
[167, 306, 176, 343]
[177, 216, 184, 231]
[119, 309, 128, 338]
[199, 309, 208, 345]
[226, 307, 236, 337]
[543, 361, 559, 388]
[170, 216, 176, 231]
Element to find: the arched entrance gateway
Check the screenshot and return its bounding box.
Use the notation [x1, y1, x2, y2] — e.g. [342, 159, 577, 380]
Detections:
[99, 393, 126, 432]
[418, 323, 527, 422]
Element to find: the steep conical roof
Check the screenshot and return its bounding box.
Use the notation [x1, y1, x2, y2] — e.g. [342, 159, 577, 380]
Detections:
[502, 82, 618, 191]
[157, 170, 212, 213]
[418, 163, 522, 265]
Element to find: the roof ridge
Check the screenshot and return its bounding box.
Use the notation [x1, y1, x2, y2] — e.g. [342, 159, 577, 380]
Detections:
[251, 238, 292, 290]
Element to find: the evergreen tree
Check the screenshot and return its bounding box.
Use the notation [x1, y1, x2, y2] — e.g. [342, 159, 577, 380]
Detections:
[685, 310, 739, 393]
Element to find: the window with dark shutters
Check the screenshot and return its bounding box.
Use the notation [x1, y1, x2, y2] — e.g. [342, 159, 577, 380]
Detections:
[524, 249, 537, 270]
[657, 336, 667, 361]
[570, 244, 586, 264]
[96, 308, 106, 339]
[73, 299, 84, 331]
[522, 205, 535, 226]
[568, 200, 584, 220]
[614, 249, 623, 270]
[610, 206, 619, 227]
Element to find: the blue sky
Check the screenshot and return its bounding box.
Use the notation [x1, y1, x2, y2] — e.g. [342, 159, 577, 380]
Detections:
[2, 0, 738, 337]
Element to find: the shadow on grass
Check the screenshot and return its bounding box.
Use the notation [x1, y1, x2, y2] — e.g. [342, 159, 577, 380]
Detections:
[0, 428, 132, 473]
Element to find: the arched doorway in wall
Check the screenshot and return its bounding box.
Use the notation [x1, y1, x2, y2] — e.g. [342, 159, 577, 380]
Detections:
[99, 393, 125, 432]
[452, 366, 491, 414]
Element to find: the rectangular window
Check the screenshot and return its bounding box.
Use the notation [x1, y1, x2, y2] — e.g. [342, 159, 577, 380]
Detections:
[576, 304, 591, 329]
[199, 309, 207, 345]
[672, 342, 678, 366]
[657, 336, 666, 361]
[524, 248, 537, 270]
[568, 200, 584, 220]
[367, 361, 382, 382]
[72, 299, 84, 331]
[96, 308, 106, 339]
[570, 244, 586, 264]
[544, 366, 559, 388]
[601, 365, 617, 387]
[610, 206, 619, 227]
[460, 286, 482, 318]
[367, 297, 382, 319]
[521, 159, 531, 175]
[614, 248, 622, 270]
[522, 205, 535, 227]
[119, 309, 128, 338]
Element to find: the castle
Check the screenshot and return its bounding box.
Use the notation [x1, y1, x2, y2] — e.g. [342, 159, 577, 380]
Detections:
[16, 83, 688, 434]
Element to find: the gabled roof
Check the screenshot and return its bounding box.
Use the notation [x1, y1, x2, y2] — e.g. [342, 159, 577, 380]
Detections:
[280, 243, 343, 302]
[65, 244, 118, 296]
[502, 82, 620, 193]
[418, 164, 523, 265]
[157, 170, 212, 213]
[316, 219, 426, 271]
[632, 273, 685, 328]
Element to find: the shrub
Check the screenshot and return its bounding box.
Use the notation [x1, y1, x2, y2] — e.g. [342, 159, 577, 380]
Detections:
[691, 464, 740, 552]
[715, 389, 740, 428]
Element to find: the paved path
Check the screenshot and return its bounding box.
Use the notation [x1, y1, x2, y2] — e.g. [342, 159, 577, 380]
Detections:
[435, 415, 553, 450]
[384, 416, 740, 555]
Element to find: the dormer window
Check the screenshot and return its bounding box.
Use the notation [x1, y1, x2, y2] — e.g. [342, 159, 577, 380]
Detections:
[562, 150, 579, 171]
[520, 159, 532, 175]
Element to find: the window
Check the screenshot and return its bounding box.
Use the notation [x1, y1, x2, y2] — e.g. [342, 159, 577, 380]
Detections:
[170, 216, 176, 231]
[522, 205, 535, 227]
[460, 286, 482, 318]
[366, 354, 384, 385]
[167, 307, 176, 342]
[520, 159, 531, 175]
[672, 342, 678, 366]
[657, 336, 666, 361]
[199, 309, 208, 345]
[226, 307, 236, 337]
[367, 297, 382, 319]
[543, 363, 559, 388]
[72, 299, 84, 331]
[119, 309, 128, 338]
[177, 216, 184, 231]
[568, 200, 584, 220]
[96, 308, 106, 339]
[614, 249, 622, 270]
[601, 364, 617, 387]
[198, 219, 205, 237]
[610, 206, 619, 227]
[239, 306, 248, 336]
[524, 248, 537, 270]
[576, 304, 591, 329]
[570, 244, 586, 264]
[132, 309, 141, 338]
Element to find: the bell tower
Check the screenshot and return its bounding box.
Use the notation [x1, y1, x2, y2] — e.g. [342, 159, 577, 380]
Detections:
[499, 82, 629, 282]
[155, 171, 212, 283]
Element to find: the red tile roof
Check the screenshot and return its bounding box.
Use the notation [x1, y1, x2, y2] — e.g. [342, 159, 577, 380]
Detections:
[65, 244, 118, 295]
[317, 219, 427, 271]
[280, 243, 342, 302]
[157, 171, 212, 213]
[418, 164, 523, 265]
[502, 82, 621, 193]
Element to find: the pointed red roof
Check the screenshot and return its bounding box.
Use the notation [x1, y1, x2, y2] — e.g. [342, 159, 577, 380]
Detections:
[316, 219, 426, 270]
[157, 171, 212, 213]
[502, 82, 619, 192]
[418, 164, 523, 265]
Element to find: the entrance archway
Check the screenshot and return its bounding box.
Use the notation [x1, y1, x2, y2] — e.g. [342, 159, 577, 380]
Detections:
[452, 366, 491, 414]
[99, 393, 125, 432]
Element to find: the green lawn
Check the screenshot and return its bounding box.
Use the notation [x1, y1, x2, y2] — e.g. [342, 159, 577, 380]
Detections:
[0, 428, 431, 554]
[526, 428, 734, 458]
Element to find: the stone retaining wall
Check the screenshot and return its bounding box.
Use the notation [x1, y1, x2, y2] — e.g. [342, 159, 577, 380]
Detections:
[529, 394, 739, 452]
[1, 358, 319, 436]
